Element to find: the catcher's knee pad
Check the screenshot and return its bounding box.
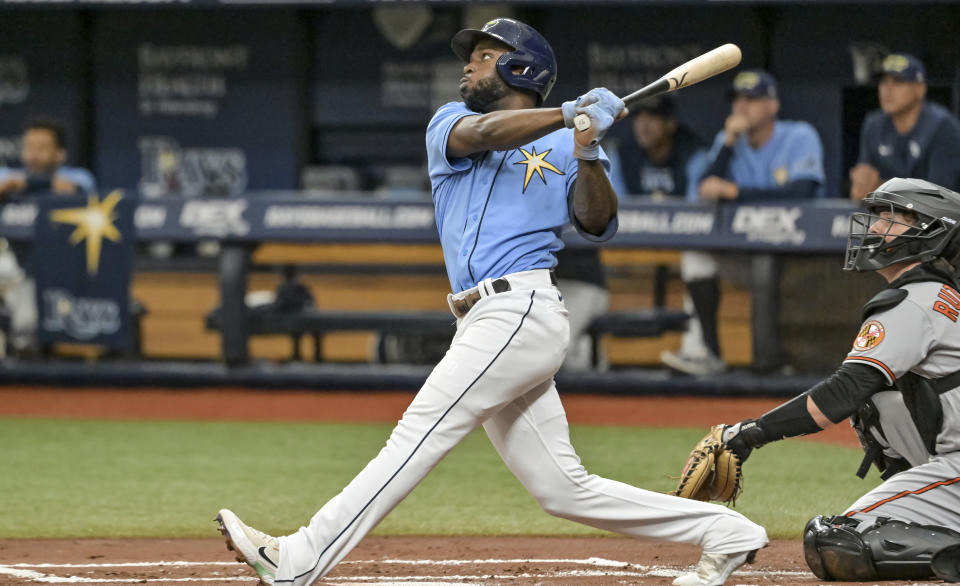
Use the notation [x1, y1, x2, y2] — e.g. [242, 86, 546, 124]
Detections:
[803, 515, 960, 581]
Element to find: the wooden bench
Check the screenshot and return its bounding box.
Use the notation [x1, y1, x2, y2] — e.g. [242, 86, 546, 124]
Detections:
[586, 309, 689, 367]
[585, 264, 689, 367]
[213, 246, 689, 366]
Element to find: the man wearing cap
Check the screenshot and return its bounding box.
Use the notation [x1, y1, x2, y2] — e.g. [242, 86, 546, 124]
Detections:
[610, 95, 708, 200]
[850, 53, 960, 200]
[215, 17, 767, 586]
[554, 97, 709, 372]
[662, 69, 825, 376]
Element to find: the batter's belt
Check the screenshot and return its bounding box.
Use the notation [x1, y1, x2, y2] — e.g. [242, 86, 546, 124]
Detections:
[448, 269, 558, 319]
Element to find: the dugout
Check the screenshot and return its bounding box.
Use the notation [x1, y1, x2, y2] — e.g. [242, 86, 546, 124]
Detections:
[0, 0, 958, 382]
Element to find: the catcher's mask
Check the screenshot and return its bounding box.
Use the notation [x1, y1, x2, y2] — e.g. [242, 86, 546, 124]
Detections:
[844, 177, 960, 272]
[451, 18, 558, 106]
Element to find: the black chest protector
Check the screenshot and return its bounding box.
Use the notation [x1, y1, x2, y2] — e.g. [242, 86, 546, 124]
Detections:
[854, 264, 960, 476]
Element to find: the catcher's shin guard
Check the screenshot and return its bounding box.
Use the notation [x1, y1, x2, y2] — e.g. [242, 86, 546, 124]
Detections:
[803, 515, 960, 581]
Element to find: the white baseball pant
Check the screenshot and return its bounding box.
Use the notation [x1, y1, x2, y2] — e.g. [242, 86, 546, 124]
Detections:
[275, 269, 768, 585]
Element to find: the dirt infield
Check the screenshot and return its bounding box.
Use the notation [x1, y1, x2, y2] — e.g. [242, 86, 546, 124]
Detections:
[0, 387, 859, 447]
[0, 536, 825, 585]
[0, 535, 931, 585]
[0, 387, 877, 585]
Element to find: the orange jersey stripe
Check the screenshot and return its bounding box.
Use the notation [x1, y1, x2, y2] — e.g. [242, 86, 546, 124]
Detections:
[845, 476, 960, 516]
[843, 356, 896, 383]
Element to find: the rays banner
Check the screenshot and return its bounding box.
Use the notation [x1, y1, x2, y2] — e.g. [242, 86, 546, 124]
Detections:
[33, 191, 135, 350]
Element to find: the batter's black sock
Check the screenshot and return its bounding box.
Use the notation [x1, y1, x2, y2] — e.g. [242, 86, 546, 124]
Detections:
[686, 277, 721, 358]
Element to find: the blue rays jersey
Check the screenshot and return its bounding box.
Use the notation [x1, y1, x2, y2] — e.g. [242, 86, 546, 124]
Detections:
[706, 120, 825, 197]
[427, 102, 617, 293]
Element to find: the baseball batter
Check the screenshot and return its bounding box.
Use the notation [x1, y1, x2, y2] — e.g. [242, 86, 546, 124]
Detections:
[720, 177, 960, 581]
[216, 18, 767, 586]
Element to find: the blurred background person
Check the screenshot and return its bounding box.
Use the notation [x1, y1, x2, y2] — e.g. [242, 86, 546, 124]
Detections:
[662, 70, 825, 375]
[0, 117, 97, 356]
[557, 97, 708, 372]
[0, 118, 96, 198]
[609, 95, 707, 201]
[849, 53, 960, 200]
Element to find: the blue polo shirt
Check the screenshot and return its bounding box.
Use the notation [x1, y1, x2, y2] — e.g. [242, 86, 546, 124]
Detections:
[427, 101, 617, 293]
[705, 120, 825, 197]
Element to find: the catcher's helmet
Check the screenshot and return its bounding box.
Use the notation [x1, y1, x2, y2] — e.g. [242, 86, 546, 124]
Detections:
[844, 177, 960, 272]
[451, 18, 558, 105]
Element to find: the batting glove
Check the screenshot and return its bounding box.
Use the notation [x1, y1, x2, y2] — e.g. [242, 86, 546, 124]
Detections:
[577, 88, 625, 119]
[569, 88, 624, 159]
[561, 87, 624, 130]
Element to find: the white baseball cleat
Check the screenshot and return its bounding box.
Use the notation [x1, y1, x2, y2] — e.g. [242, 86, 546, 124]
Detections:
[216, 508, 280, 585]
[661, 350, 726, 376]
[672, 549, 756, 586]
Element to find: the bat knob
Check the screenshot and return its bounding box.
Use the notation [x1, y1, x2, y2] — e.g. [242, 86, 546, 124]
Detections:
[573, 113, 591, 132]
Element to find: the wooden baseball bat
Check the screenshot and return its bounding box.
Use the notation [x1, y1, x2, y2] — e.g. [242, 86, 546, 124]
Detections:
[573, 43, 742, 132]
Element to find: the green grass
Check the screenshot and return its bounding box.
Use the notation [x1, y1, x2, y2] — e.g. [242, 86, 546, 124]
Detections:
[0, 418, 880, 539]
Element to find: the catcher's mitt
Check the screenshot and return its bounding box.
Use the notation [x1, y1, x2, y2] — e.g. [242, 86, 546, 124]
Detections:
[672, 425, 743, 504]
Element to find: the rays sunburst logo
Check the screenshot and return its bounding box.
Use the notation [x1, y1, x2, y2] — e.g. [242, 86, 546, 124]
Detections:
[513, 146, 564, 192]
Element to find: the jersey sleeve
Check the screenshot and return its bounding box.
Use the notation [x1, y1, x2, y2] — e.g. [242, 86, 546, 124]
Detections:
[62, 168, 97, 194]
[843, 299, 934, 384]
[785, 123, 825, 185]
[426, 102, 476, 184]
[925, 115, 960, 191]
[703, 132, 730, 178]
[684, 147, 708, 201]
[857, 111, 883, 167]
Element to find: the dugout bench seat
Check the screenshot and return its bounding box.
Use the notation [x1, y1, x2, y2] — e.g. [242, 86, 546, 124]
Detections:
[584, 264, 689, 367]
[206, 304, 688, 366]
[207, 258, 689, 366]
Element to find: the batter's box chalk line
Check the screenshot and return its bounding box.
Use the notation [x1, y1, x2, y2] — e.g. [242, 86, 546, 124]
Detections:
[0, 558, 822, 584]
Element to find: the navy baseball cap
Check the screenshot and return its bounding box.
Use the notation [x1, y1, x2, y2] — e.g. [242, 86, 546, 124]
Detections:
[728, 69, 778, 99]
[632, 95, 676, 118]
[878, 53, 926, 83]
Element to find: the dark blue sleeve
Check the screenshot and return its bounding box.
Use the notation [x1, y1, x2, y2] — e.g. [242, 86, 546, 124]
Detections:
[857, 111, 884, 167]
[925, 115, 960, 191]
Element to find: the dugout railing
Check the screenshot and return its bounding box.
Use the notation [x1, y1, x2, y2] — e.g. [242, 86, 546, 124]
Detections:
[0, 193, 860, 374]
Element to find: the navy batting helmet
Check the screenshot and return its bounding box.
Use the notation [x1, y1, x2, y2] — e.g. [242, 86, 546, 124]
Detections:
[451, 18, 558, 105]
[845, 178, 960, 272]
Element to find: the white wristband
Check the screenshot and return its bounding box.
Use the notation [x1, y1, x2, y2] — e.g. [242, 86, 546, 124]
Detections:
[574, 143, 600, 160]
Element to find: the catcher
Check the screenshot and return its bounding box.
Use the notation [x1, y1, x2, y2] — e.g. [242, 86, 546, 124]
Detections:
[677, 178, 960, 582]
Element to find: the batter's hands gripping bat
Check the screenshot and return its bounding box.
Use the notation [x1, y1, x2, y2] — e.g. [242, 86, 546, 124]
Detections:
[573, 43, 743, 134]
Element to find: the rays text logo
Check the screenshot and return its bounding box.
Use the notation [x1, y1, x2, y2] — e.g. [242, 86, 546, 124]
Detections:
[139, 136, 247, 197]
[41, 289, 121, 341]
